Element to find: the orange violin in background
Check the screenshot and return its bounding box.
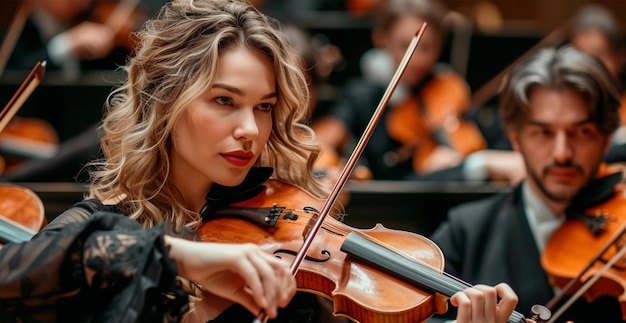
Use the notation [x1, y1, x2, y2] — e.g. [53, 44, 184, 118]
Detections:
[386, 71, 486, 173]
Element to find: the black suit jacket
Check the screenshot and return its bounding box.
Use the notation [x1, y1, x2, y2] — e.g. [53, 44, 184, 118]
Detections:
[6, 18, 55, 71]
[429, 184, 623, 322]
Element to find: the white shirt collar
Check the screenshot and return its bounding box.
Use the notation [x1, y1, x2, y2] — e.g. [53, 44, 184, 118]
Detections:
[522, 181, 566, 252]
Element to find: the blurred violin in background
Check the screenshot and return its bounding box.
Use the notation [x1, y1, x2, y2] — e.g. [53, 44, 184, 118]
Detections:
[0, 184, 44, 247]
[0, 116, 58, 173]
[386, 71, 486, 174]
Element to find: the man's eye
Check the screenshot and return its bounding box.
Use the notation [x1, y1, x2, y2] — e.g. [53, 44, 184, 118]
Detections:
[540, 129, 552, 136]
[577, 126, 596, 136]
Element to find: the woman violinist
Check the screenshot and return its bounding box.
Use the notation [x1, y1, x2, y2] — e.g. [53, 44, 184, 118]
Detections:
[0, 0, 518, 322]
[312, 0, 486, 180]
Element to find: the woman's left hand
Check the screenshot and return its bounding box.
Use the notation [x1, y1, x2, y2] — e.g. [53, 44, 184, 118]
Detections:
[451, 283, 519, 323]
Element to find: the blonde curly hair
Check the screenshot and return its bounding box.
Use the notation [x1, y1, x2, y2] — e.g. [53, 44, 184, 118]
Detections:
[87, 0, 327, 229]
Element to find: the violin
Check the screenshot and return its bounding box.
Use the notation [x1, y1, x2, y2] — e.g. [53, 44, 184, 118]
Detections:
[0, 117, 58, 173]
[386, 71, 486, 173]
[541, 164, 626, 322]
[197, 176, 548, 322]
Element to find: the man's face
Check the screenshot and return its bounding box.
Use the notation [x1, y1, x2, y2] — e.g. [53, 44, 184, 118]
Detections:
[509, 86, 610, 206]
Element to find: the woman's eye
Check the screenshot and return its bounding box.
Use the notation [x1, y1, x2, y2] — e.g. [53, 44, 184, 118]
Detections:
[258, 102, 275, 112]
[215, 96, 232, 105]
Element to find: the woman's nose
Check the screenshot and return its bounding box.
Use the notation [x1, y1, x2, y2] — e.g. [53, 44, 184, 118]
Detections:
[234, 108, 259, 140]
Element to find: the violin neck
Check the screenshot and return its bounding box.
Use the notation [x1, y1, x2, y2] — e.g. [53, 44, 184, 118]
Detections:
[340, 232, 527, 323]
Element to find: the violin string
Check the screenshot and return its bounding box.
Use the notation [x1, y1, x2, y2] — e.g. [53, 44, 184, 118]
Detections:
[547, 236, 626, 323]
[441, 271, 472, 288]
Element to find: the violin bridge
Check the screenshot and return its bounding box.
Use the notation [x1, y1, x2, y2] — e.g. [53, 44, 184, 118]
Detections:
[302, 206, 320, 240]
[600, 219, 626, 270]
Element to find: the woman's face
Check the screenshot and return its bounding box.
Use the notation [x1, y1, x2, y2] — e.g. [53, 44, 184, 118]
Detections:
[170, 47, 276, 199]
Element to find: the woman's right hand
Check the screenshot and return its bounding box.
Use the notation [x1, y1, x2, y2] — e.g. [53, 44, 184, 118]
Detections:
[164, 236, 296, 319]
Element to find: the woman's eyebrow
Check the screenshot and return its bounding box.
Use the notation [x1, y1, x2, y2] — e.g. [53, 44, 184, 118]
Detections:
[211, 83, 277, 99]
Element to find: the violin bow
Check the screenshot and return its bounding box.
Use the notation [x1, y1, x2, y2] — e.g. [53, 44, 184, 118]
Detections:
[0, 61, 46, 244]
[0, 61, 46, 132]
[253, 21, 429, 323]
[468, 19, 571, 111]
[0, 0, 33, 76]
[292, 23, 427, 271]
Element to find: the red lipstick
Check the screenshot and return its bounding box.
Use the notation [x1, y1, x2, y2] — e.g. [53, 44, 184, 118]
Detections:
[221, 150, 254, 167]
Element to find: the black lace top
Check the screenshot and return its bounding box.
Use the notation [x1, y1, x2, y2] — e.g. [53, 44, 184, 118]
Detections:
[0, 199, 188, 322]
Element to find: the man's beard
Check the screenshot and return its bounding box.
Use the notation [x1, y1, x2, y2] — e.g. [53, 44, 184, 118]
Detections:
[525, 160, 598, 203]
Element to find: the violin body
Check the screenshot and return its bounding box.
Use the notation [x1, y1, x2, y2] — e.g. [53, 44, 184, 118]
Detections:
[0, 117, 58, 173]
[385, 71, 486, 173]
[197, 179, 449, 322]
[0, 184, 45, 245]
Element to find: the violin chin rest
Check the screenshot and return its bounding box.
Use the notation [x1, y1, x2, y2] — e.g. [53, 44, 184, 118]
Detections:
[200, 167, 273, 218]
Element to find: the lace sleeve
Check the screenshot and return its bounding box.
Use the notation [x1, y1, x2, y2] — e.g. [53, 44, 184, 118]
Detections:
[0, 201, 188, 322]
